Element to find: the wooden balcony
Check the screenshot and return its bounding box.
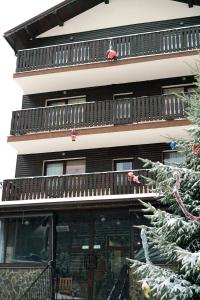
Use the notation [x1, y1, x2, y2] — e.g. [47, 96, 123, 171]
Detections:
[10, 94, 186, 136]
[16, 25, 200, 73]
[2, 170, 155, 202]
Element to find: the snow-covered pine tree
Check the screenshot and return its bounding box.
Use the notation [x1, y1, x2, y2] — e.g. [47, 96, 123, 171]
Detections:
[130, 72, 200, 300]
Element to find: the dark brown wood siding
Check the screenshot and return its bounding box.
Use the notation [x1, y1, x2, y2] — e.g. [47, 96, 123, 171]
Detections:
[22, 76, 194, 109]
[30, 16, 200, 48]
[15, 143, 170, 178]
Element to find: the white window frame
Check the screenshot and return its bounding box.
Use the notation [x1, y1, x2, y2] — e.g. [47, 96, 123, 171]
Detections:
[161, 83, 195, 95]
[112, 157, 134, 171]
[42, 157, 86, 176]
[162, 150, 186, 166]
[45, 95, 87, 107]
[113, 92, 133, 100]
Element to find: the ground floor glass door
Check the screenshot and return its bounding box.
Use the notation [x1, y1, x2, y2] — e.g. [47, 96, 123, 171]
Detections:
[55, 211, 130, 300]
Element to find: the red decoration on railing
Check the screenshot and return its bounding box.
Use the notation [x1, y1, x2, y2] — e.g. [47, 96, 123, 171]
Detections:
[127, 171, 141, 184]
[192, 143, 199, 157]
[106, 40, 118, 60]
[70, 129, 77, 141]
[106, 48, 118, 60]
[174, 174, 200, 221]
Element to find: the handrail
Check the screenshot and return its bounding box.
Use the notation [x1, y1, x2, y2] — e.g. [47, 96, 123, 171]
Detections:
[16, 25, 200, 72]
[3, 169, 149, 181]
[107, 264, 129, 300]
[2, 169, 155, 202]
[19, 261, 53, 300]
[10, 93, 188, 136]
[12, 92, 190, 113]
[18, 24, 200, 52]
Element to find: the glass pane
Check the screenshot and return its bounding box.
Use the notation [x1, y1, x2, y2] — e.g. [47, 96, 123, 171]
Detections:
[115, 160, 133, 171]
[47, 100, 66, 106]
[163, 151, 186, 166]
[1, 216, 50, 263]
[0, 220, 5, 263]
[113, 93, 133, 99]
[94, 214, 130, 300]
[67, 97, 86, 105]
[45, 162, 63, 176]
[162, 87, 184, 95]
[66, 160, 86, 175]
[56, 216, 89, 299]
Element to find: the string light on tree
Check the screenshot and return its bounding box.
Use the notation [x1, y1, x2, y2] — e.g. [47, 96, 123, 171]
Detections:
[192, 143, 199, 157]
[142, 280, 151, 299]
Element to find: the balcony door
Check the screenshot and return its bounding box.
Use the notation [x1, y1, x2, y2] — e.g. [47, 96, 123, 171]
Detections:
[44, 159, 86, 198]
[55, 211, 130, 300]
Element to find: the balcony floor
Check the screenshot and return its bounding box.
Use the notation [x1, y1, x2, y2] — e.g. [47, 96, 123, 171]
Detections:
[8, 119, 191, 154]
[14, 52, 199, 94]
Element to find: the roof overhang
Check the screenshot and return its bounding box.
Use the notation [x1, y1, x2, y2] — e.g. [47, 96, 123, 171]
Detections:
[4, 0, 200, 52]
[173, 0, 200, 8]
[4, 0, 105, 52]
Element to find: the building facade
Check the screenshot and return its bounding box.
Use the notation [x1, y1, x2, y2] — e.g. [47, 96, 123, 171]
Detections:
[1, 0, 200, 299]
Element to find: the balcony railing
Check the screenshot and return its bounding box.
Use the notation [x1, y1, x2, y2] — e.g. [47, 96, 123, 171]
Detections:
[16, 25, 200, 72]
[2, 170, 155, 202]
[10, 94, 186, 136]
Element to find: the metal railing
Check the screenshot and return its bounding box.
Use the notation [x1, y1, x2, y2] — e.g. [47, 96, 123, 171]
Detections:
[10, 93, 186, 136]
[2, 169, 155, 202]
[16, 25, 200, 72]
[19, 262, 54, 300]
[107, 265, 129, 300]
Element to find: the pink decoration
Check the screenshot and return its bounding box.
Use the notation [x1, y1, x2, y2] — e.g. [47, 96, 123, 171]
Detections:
[127, 172, 141, 184]
[106, 49, 118, 60]
[70, 129, 77, 141]
[174, 174, 200, 221]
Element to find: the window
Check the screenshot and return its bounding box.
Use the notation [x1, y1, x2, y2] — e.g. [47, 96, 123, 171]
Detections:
[113, 92, 133, 100]
[0, 216, 51, 263]
[162, 85, 196, 95]
[44, 159, 86, 176]
[163, 151, 186, 166]
[46, 96, 86, 107]
[114, 159, 134, 171]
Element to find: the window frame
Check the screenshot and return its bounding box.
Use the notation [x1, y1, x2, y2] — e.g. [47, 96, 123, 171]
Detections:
[162, 150, 186, 166]
[112, 158, 134, 172]
[113, 92, 133, 100]
[43, 157, 86, 176]
[161, 83, 196, 95]
[45, 95, 87, 107]
[0, 213, 53, 267]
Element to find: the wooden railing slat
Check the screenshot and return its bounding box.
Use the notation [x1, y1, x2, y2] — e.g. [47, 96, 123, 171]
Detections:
[10, 94, 186, 135]
[2, 170, 155, 201]
[16, 26, 200, 72]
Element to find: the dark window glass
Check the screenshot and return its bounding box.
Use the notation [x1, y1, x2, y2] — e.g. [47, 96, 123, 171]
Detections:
[0, 216, 51, 263]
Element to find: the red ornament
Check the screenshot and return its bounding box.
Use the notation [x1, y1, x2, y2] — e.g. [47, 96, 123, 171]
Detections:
[128, 171, 134, 182]
[127, 172, 141, 184]
[106, 48, 118, 60]
[192, 143, 199, 157]
[70, 129, 77, 141]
